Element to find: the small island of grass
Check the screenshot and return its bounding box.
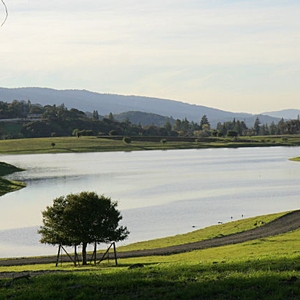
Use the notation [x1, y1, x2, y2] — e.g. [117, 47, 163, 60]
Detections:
[290, 156, 300, 162]
[0, 162, 26, 196]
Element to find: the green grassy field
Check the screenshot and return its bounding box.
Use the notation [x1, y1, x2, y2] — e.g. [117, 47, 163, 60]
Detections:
[0, 135, 300, 155]
[1, 211, 300, 299]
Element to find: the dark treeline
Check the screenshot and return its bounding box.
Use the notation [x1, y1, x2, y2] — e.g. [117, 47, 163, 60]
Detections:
[0, 100, 299, 139]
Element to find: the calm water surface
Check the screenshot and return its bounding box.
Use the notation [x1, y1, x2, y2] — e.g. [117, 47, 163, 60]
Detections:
[0, 147, 300, 258]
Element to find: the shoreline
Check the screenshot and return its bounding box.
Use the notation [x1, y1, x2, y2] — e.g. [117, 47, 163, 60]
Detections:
[0, 162, 26, 196]
[0, 210, 299, 267]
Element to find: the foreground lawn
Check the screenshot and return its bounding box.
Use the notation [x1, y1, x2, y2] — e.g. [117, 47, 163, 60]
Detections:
[1, 243, 300, 299]
[2, 256, 300, 300]
[2, 211, 300, 299]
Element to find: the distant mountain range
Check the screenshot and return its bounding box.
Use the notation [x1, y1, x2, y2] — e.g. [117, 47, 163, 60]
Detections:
[0, 87, 298, 127]
[261, 109, 300, 120]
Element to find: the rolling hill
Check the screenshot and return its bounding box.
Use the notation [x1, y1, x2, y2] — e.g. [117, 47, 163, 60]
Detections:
[0, 87, 281, 127]
[262, 109, 300, 120]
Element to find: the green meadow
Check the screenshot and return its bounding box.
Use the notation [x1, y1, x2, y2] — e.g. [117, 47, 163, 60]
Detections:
[0, 135, 300, 155]
[1, 212, 300, 299]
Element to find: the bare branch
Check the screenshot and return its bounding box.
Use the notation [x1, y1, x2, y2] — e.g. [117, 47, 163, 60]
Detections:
[1, 0, 8, 26]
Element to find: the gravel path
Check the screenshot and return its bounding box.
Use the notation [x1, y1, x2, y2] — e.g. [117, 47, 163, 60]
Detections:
[1, 210, 300, 268]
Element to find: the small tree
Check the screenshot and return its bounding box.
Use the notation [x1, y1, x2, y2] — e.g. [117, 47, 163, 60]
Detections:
[108, 112, 114, 120]
[39, 192, 129, 265]
[253, 117, 261, 135]
[200, 115, 210, 130]
[92, 110, 99, 120]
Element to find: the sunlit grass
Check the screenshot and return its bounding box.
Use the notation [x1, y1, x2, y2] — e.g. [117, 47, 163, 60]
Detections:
[118, 211, 287, 251]
[1, 135, 300, 155]
[2, 211, 300, 299]
[2, 249, 300, 299]
[0, 211, 295, 270]
[290, 157, 300, 162]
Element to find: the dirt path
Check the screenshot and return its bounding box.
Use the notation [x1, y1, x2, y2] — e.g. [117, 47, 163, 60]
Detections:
[116, 209, 300, 258]
[1, 210, 300, 268]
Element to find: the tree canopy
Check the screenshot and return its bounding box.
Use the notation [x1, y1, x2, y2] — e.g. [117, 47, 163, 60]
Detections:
[39, 191, 129, 265]
[2, 99, 300, 138]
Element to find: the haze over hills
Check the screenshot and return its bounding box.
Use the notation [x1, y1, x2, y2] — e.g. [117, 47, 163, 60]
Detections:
[0, 87, 285, 127]
[262, 109, 300, 120]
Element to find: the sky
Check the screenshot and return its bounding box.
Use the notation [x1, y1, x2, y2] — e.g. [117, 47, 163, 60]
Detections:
[1, 0, 300, 114]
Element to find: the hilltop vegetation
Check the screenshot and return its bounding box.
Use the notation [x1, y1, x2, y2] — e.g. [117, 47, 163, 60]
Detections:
[0, 99, 300, 140]
[0, 87, 280, 127]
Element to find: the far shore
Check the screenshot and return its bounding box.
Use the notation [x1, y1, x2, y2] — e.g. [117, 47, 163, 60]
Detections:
[0, 135, 299, 197]
[1, 135, 300, 156]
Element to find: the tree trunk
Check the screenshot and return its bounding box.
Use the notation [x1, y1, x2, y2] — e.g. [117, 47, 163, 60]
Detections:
[94, 242, 97, 265]
[82, 242, 87, 265]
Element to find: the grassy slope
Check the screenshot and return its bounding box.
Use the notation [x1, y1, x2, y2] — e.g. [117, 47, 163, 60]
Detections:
[0, 162, 25, 196]
[2, 211, 300, 299]
[0, 177, 26, 196]
[118, 211, 287, 251]
[290, 157, 300, 162]
[0, 162, 24, 177]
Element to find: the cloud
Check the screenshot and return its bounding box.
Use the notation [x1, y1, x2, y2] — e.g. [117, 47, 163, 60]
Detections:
[1, 0, 300, 112]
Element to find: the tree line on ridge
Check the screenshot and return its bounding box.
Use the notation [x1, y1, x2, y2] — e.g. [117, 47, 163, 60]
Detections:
[0, 99, 299, 139]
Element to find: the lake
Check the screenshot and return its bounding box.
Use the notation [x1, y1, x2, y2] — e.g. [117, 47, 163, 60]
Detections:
[0, 147, 300, 258]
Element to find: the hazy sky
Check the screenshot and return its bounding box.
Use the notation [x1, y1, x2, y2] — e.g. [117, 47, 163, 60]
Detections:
[1, 0, 300, 113]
